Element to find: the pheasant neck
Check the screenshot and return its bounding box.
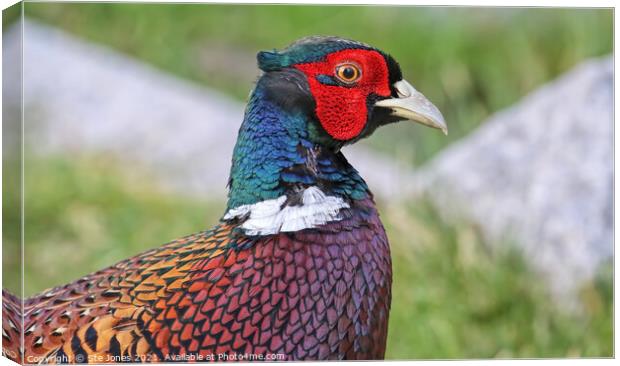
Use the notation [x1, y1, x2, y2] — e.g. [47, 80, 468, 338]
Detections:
[224, 75, 370, 234]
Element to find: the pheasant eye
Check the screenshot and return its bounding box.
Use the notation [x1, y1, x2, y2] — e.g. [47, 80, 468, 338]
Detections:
[335, 63, 361, 84]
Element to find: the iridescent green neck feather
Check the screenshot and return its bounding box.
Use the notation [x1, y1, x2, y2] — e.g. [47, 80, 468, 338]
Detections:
[226, 70, 369, 212]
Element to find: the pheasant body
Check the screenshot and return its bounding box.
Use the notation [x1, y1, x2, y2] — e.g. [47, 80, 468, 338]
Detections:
[3, 36, 446, 363]
[4, 197, 389, 362]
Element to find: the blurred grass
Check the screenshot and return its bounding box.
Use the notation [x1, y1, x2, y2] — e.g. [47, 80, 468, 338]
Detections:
[21, 4, 613, 165]
[3, 156, 611, 358]
[383, 202, 612, 358]
[3, 156, 224, 295]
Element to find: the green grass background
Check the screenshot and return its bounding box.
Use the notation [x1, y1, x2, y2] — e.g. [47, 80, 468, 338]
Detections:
[2, 3, 613, 359]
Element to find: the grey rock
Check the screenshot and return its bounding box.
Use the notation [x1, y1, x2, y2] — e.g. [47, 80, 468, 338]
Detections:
[415, 56, 613, 303]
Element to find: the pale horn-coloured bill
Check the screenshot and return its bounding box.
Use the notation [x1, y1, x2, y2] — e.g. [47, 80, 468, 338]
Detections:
[376, 79, 448, 135]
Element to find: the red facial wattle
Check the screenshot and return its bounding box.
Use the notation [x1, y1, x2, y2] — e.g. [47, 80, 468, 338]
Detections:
[294, 49, 392, 141]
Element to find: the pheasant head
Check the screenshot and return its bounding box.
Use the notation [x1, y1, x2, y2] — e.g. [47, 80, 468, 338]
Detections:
[257, 36, 447, 144]
[225, 36, 446, 235]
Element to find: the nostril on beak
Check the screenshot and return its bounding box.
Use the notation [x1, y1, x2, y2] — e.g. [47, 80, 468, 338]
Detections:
[394, 80, 414, 98]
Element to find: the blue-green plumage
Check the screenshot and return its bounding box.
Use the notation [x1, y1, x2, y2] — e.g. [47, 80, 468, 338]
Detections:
[226, 68, 370, 211]
[257, 37, 372, 72]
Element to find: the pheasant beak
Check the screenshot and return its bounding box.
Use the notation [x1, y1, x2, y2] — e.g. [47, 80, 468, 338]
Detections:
[376, 79, 448, 135]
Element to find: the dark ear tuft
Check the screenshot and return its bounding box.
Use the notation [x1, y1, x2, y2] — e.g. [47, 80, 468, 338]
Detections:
[382, 52, 403, 85]
[261, 69, 315, 116]
[257, 50, 284, 71]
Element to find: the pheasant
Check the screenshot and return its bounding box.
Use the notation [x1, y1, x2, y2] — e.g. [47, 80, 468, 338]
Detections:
[2, 36, 446, 363]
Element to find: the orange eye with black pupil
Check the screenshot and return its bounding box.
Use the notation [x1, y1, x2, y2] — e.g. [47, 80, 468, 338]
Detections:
[335, 63, 361, 84]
